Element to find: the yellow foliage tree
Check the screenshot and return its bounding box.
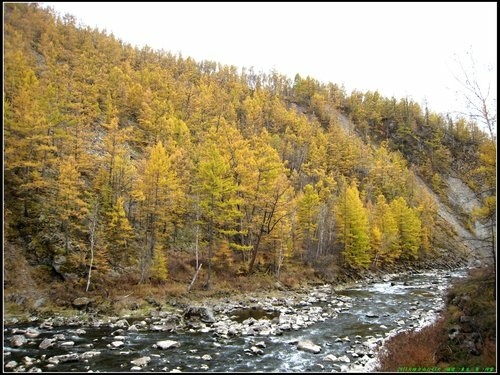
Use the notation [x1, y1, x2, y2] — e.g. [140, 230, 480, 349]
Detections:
[334, 180, 371, 269]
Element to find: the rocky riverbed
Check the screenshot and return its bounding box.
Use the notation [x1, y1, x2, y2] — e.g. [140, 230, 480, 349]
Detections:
[3, 268, 467, 372]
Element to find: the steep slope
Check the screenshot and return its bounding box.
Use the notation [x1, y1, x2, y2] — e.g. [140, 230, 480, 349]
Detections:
[321, 105, 490, 266]
[414, 175, 488, 264]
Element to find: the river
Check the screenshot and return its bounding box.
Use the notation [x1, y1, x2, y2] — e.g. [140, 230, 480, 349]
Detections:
[3, 268, 467, 372]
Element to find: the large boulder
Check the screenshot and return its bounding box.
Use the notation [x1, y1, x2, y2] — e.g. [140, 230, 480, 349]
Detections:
[52, 255, 79, 281]
[25, 328, 40, 338]
[324, 354, 338, 362]
[297, 340, 321, 354]
[184, 305, 216, 323]
[10, 335, 27, 347]
[130, 356, 151, 367]
[39, 338, 55, 349]
[72, 297, 92, 309]
[156, 340, 180, 350]
[47, 353, 80, 364]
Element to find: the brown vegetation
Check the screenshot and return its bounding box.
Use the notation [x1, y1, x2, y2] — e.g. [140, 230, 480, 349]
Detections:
[376, 266, 496, 372]
[377, 318, 448, 371]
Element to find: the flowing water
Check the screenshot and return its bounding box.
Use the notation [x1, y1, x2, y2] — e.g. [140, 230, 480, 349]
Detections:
[3, 269, 467, 372]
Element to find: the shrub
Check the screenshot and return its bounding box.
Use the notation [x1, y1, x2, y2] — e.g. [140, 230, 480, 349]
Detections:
[377, 318, 447, 371]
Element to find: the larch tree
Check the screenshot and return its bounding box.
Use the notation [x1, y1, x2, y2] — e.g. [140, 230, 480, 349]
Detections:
[371, 194, 400, 267]
[415, 190, 438, 257]
[297, 184, 321, 262]
[4, 51, 56, 243]
[334, 180, 371, 269]
[133, 141, 182, 283]
[195, 141, 242, 289]
[56, 156, 89, 256]
[240, 131, 293, 274]
[390, 197, 422, 261]
[106, 196, 135, 268]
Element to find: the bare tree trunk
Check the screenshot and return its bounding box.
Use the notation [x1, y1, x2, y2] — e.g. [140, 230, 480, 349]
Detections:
[195, 196, 200, 269]
[276, 237, 284, 280]
[248, 223, 265, 274]
[64, 221, 70, 254]
[86, 200, 99, 292]
[188, 263, 202, 292]
[206, 196, 215, 290]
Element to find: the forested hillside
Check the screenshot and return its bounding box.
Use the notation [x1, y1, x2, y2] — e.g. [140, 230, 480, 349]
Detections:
[4, 4, 495, 306]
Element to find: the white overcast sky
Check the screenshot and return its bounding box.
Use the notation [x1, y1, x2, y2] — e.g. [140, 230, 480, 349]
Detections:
[41, 2, 497, 117]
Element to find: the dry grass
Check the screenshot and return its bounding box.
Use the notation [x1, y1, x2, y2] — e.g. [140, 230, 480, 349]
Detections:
[377, 318, 447, 371]
[377, 266, 496, 371]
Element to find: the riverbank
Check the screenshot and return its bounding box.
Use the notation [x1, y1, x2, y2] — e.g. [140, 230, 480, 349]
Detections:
[4, 254, 467, 326]
[4, 266, 468, 373]
[375, 265, 496, 372]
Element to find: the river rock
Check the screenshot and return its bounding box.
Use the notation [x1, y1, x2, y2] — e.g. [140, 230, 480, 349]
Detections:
[111, 328, 126, 336]
[130, 356, 151, 367]
[128, 324, 139, 332]
[338, 355, 351, 363]
[5, 361, 18, 369]
[25, 327, 41, 338]
[297, 340, 321, 354]
[39, 320, 53, 329]
[47, 353, 79, 364]
[39, 338, 55, 349]
[365, 313, 379, 318]
[184, 305, 216, 323]
[80, 351, 101, 359]
[10, 335, 27, 347]
[201, 354, 212, 361]
[156, 340, 180, 350]
[250, 346, 264, 355]
[109, 341, 124, 348]
[278, 314, 293, 326]
[324, 354, 338, 362]
[113, 319, 130, 328]
[60, 341, 75, 347]
[51, 316, 66, 327]
[151, 322, 176, 332]
[254, 341, 266, 348]
[23, 356, 35, 365]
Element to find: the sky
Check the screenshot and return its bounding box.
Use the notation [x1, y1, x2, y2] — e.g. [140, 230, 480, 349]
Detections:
[41, 2, 497, 118]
